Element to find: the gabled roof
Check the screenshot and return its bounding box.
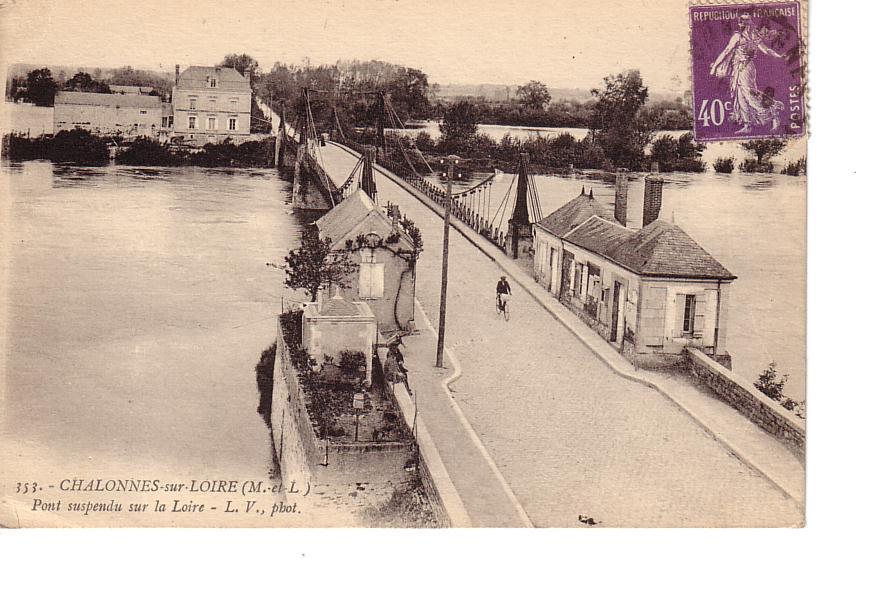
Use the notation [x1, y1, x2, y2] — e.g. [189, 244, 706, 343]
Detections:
[176, 66, 250, 92]
[537, 190, 611, 237]
[564, 217, 736, 280]
[55, 91, 161, 109]
[315, 190, 414, 251]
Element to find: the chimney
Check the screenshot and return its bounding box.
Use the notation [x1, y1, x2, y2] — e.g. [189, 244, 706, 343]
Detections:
[642, 174, 664, 227]
[174, 64, 180, 86]
[614, 168, 629, 226]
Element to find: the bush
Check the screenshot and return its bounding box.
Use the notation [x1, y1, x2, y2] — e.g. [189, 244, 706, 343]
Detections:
[255, 343, 276, 426]
[713, 156, 735, 173]
[338, 350, 367, 380]
[48, 129, 109, 164]
[739, 158, 774, 173]
[782, 157, 806, 176]
[754, 362, 788, 401]
[2, 133, 51, 160]
[117, 137, 183, 166]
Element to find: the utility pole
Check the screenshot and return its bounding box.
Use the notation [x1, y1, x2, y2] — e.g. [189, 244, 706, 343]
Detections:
[436, 154, 460, 368]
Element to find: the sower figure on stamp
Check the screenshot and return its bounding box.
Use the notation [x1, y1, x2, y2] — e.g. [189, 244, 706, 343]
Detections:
[710, 13, 788, 134]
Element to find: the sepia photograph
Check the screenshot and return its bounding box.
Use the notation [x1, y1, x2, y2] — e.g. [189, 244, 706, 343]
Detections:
[1, 0, 809, 530]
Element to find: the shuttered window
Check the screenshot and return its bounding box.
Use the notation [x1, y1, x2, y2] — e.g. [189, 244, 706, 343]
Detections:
[683, 294, 696, 334]
[358, 250, 384, 298]
[675, 292, 707, 339]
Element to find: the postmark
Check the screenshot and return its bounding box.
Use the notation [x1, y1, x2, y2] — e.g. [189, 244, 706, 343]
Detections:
[689, 1, 806, 141]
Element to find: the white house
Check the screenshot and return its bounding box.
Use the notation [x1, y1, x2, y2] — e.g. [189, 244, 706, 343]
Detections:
[534, 178, 736, 368]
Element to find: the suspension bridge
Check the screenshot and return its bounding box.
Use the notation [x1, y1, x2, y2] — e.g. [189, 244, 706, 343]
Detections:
[261, 92, 804, 527]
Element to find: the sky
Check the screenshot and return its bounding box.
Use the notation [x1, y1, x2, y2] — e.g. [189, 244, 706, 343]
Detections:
[1, 0, 691, 93]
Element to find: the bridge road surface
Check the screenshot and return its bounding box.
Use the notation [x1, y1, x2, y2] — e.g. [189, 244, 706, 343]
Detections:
[315, 143, 803, 527]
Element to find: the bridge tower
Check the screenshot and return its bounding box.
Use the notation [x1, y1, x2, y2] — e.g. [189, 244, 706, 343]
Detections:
[360, 147, 378, 202]
[375, 91, 386, 155]
[507, 153, 542, 259]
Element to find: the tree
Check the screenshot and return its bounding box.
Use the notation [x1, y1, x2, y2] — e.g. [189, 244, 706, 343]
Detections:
[24, 68, 57, 106]
[741, 139, 786, 165]
[590, 70, 652, 169]
[516, 80, 551, 110]
[284, 227, 357, 302]
[64, 71, 111, 93]
[219, 53, 260, 78]
[676, 132, 705, 160]
[439, 100, 479, 148]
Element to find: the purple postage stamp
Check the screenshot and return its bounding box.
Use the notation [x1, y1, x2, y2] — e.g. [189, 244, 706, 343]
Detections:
[689, 2, 805, 142]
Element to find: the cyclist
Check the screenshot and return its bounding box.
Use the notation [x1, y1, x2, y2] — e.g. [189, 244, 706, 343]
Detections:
[496, 275, 511, 314]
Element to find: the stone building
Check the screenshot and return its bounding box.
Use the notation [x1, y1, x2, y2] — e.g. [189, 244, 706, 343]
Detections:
[533, 176, 736, 368]
[53, 91, 166, 137]
[170, 65, 251, 145]
[314, 190, 418, 336]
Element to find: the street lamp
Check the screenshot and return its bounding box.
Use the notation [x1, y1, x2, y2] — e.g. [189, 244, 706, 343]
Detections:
[436, 154, 461, 368]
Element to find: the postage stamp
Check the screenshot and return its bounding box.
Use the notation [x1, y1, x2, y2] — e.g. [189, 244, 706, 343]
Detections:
[689, 1, 806, 142]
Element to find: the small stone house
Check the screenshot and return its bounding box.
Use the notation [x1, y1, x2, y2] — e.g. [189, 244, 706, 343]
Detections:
[533, 177, 736, 368]
[315, 190, 417, 336]
[53, 91, 164, 137]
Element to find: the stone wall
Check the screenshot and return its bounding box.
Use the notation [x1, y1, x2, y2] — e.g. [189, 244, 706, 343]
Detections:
[682, 348, 805, 458]
[272, 322, 415, 493]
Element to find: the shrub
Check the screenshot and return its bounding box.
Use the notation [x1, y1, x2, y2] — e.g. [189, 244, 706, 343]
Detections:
[755, 362, 788, 401]
[48, 129, 109, 164]
[117, 137, 183, 166]
[782, 157, 806, 176]
[338, 350, 367, 380]
[255, 343, 276, 426]
[739, 158, 774, 173]
[713, 157, 735, 173]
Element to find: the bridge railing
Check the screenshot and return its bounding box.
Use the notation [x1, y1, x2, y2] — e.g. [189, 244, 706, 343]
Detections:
[337, 136, 510, 252]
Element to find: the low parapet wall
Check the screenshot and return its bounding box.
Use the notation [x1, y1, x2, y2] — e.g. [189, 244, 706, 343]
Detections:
[682, 348, 806, 458]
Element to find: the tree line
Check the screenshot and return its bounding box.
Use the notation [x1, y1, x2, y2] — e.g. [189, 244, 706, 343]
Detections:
[7, 66, 174, 106]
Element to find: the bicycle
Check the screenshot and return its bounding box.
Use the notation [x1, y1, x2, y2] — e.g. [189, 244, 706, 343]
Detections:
[496, 293, 511, 321]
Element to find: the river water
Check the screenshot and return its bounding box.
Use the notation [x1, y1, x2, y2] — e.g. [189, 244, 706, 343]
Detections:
[0, 161, 310, 525]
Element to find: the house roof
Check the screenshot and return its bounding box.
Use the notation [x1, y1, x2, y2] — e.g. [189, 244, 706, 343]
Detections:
[109, 85, 154, 95]
[564, 216, 736, 280]
[55, 91, 161, 109]
[315, 190, 414, 251]
[320, 294, 360, 317]
[176, 66, 250, 92]
[537, 189, 611, 236]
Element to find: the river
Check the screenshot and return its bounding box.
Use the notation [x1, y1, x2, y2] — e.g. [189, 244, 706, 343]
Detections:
[0, 161, 316, 525]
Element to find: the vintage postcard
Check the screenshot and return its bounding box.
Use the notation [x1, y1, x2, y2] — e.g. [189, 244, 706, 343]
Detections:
[0, 0, 807, 528]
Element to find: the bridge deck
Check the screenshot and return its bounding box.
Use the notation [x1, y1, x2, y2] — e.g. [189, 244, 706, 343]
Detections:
[315, 141, 803, 527]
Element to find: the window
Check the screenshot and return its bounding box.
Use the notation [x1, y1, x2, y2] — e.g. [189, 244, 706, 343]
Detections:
[358, 251, 384, 298]
[188, 116, 197, 130]
[229, 98, 239, 110]
[188, 97, 197, 110]
[227, 117, 238, 131]
[208, 99, 216, 110]
[161, 116, 168, 127]
[207, 117, 217, 130]
[209, 77, 217, 88]
[168, 115, 174, 127]
[574, 264, 584, 297]
[139, 110, 147, 115]
[683, 294, 696, 334]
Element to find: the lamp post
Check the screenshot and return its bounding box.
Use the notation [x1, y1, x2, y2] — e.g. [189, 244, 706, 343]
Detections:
[436, 154, 460, 368]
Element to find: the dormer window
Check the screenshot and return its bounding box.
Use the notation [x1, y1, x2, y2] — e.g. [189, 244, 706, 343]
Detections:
[209, 77, 217, 88]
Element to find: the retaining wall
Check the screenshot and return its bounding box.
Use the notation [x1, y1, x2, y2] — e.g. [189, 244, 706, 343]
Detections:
[271, 322, 415, 492]
[682, 348, 805, 458]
